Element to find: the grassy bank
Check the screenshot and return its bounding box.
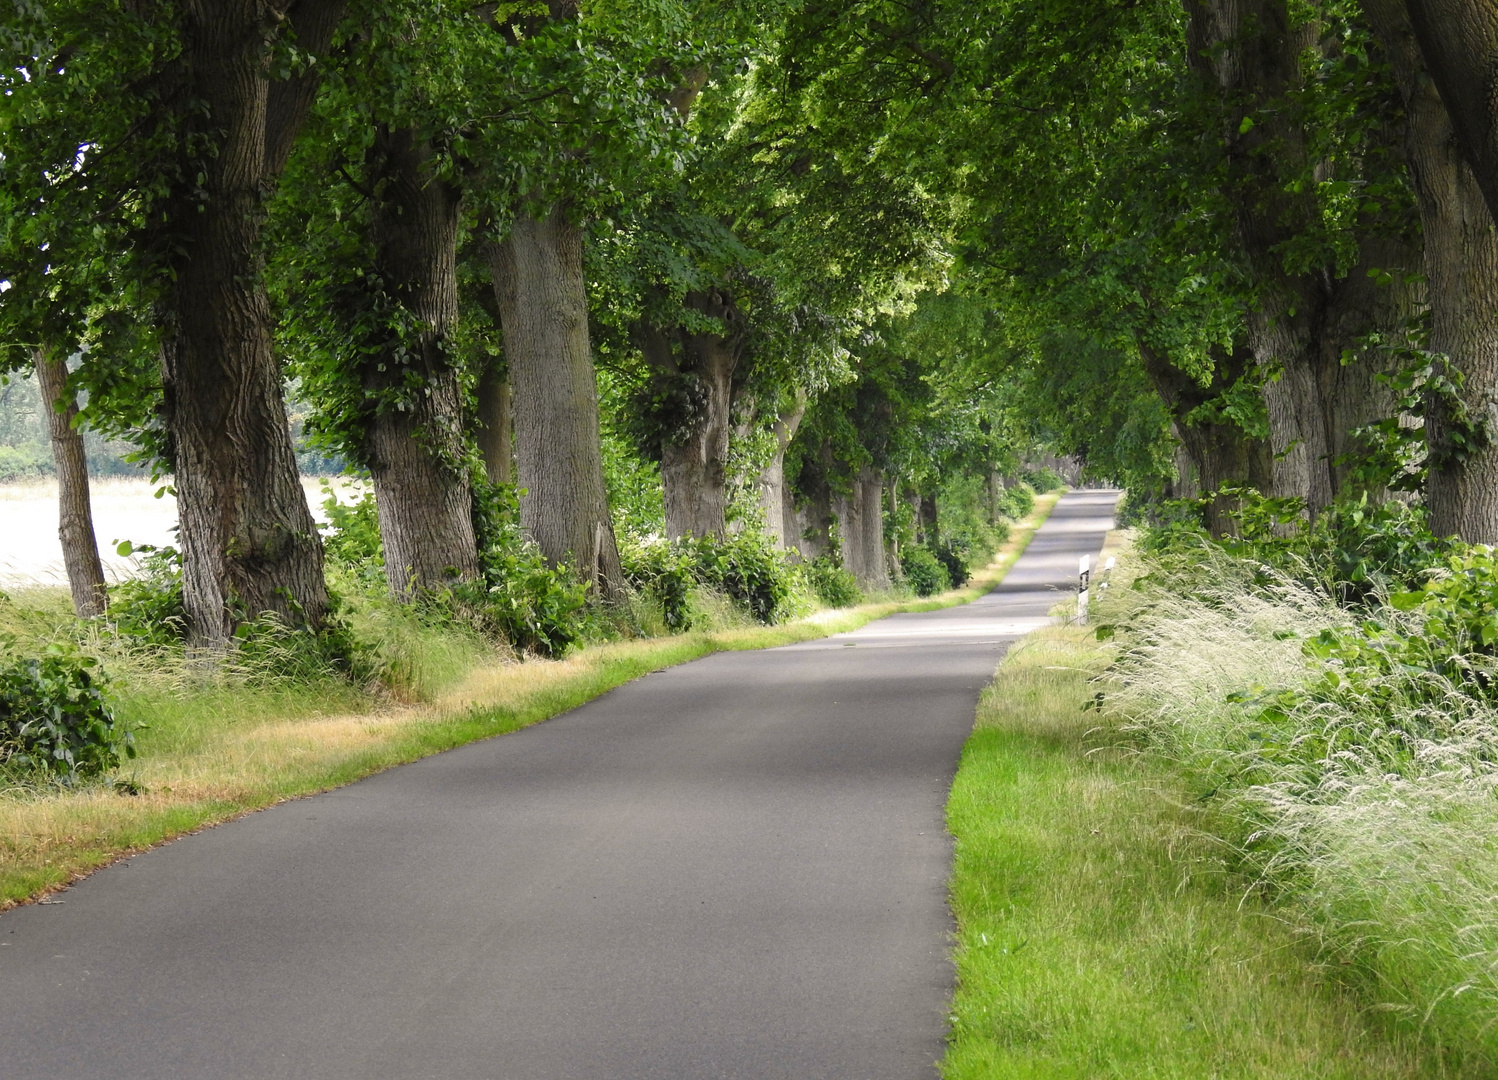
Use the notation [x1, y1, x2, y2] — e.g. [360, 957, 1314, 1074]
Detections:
[0, 492, 1060, 908]
[943, 610, 1468, 1076]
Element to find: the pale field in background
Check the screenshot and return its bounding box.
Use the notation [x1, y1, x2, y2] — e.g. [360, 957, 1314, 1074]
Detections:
[0, 477, 360, 588]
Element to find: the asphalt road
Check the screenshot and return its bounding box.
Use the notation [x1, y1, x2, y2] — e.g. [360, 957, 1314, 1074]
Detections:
[0, 490, 1118, 1080]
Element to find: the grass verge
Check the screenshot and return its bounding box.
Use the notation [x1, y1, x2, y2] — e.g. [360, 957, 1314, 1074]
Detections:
[943, 616, 1470, 1079]
[0, 492, 1061, 909]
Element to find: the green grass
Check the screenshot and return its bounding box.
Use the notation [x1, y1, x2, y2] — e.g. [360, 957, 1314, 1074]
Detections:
[944, 623, 1468, 1079]
[0, 494, 1061, 908]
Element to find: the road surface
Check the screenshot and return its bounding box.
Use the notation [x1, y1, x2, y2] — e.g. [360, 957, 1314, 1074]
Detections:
[0, 490, 1118, 1079]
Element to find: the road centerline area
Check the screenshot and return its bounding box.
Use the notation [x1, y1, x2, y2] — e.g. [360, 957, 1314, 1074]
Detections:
[0, 491, 1118, 1080]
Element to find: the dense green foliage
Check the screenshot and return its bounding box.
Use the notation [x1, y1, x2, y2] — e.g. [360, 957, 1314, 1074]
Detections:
[900, 546, 950, 598]
[0, 637, 131, 780]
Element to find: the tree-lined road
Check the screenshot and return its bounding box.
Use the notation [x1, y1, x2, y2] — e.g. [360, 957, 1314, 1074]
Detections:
[0, 491, 1118, 1080]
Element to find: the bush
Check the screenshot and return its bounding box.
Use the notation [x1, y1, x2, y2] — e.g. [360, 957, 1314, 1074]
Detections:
[467, 481, 588, 657]
[1145, 487, 1448, 607]
[803, 556, 860, 608]
[1021, 466, 1065, 493]
[619, 535, 698, 631]
[690, 531, 792, 624]
[933, 540, 971, 588]
[320, 481, 384, 573]
[107, 542, 186, 646]
[901, 545, 951, 597]
[0, 638, 133, 779]
[996, 482, 1035, 522]
[620, 529, 797, 627]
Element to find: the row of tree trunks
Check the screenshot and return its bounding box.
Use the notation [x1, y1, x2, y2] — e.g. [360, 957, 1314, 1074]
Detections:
[1367, 0, 1498, 543]
[152, 1, 346, 646]
[33, 348, 106, 618]
[361, 126, 478, 596]
[1184, 0, 1418, 517]
[487, 212, 622, 595]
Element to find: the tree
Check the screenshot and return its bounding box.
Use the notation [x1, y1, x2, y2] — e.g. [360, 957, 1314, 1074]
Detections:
[1366, 0, 1498, 542]
[1, 2, 346, 646]
[273, 8, 479, 596]
[32, 348, 106, 617]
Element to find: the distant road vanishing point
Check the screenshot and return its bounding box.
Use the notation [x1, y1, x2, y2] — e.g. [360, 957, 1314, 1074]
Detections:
[0, 490, 1119, 1080]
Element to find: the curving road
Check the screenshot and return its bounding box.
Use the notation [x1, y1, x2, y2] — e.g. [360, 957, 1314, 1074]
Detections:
[0, 490, 1118, 1079]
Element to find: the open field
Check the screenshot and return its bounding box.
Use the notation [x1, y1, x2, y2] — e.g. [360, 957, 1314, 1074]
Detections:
[0, 476, 359, 587]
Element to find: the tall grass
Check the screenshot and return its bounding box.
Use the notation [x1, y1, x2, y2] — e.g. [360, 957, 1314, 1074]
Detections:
[1100, 545, 1498, 1066]
[945, 622, 1447, 1078]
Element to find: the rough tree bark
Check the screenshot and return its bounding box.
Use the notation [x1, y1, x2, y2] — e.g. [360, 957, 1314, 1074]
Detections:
[475, 366, 514, 486]
[885, 480, 901, 578]
[634, 290, 746, 541]
[1366, 0, 1498, 541]
[487, 212, 622, 594]
[1138, 340, 1275, 536]
[362, 125, 477, 596]
[757, 398, 805, 547]
[1403, 0, 1498, 226]
[33, 348, 106, 617]
[154, 0, 345, 646]
[1185, 0, 1419, 514]
[834, 467, 890, 591]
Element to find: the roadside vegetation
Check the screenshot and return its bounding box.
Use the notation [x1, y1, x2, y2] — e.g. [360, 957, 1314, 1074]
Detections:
[947, 621, 1447, 1079]
[0, 485, 1059, 908]
[949, 488, 1498, 1075]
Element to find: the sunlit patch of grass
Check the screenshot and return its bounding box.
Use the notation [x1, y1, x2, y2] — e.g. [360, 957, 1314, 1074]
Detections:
[944, 623, 1463, 1079]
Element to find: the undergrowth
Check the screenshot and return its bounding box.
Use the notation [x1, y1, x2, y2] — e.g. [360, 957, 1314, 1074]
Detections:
[1091, 489, 1498, 1067]
[945, 622, 1459, 1078]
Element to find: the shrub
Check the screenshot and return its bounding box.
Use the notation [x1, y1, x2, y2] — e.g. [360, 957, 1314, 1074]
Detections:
[690, 531, 792, 624]
[619, 535, 698, 631]
[0, 638, 133, 779]
[803, 556, 860, 608]
[320, 481, 384, 572]
[467, 481, 588, 657]
[620, 529, 797, 627]
[996, 482, 1035, 521]
[1021, 466, 1065, 493]
[107, 542, 186, 646]
[933, 540, 971, 588]
[902, 545, 950, 597]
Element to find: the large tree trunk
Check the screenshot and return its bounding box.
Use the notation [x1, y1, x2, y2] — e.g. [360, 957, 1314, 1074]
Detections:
[33, 348, 106, 618]
[487, 212, 622, 594]
[634, 292, 745, 541]
[835, 468, 890, 591]
[155, 3, 344, 645]
[757, 399, 805, 547]
[475, 367, 514, 487]
[362, 126, 477, 596]
[1185, 0, 1418, 515]
[1366, 0, 1498, 541]
[1138, 340, 1275, 536]
[1404, 0, 1498, 228]
[660, 325, 737, 539]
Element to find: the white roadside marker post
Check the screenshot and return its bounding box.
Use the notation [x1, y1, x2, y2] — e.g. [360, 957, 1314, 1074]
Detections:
[1077, 554, 1091, 625]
